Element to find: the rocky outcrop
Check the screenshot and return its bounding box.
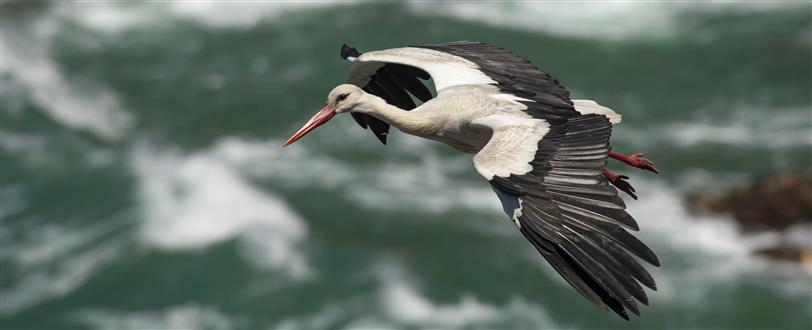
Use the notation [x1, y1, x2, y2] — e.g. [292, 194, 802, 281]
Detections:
[687, 169, 812, 270]
[688, 170, 812, 231]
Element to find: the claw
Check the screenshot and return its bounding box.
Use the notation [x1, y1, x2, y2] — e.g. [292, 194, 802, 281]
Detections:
[609, 151, 659, 174]
[603, 169, 637, 200]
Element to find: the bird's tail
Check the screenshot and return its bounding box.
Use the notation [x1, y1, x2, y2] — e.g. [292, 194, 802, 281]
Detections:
[573, 99, 622, 125]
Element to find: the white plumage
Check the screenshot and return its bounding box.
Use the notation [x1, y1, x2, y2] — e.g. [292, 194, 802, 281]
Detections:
[471, 114, 550, 180]
[574, 99, 622, 124]
[349, 47, 497, 91]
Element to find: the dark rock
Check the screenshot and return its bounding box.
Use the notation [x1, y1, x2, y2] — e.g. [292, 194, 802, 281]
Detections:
[687, 169, 812, 232]
[687, 169, 812, 269]
[754, 247, 812, 272]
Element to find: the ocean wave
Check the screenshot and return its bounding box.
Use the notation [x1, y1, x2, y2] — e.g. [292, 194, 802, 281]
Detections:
[211, 133, 503, 216]
[615, 106, 812, 149]
[374, 262, 559, 328]
[345, 159, 499, 214]
[74, 304, 234, 330]
[130, 145, 311, 278]
[408, 2, 675, 40]
[0, 221, 131, 316]
[46, 1, 353, 32]
[45, 1, 805, 41]
[274, 260, 561, 329]
[0, 130, 119, 172]
[164, 1, 354, 28]
[407, 2, 808, 40]
[0, 12, 133, 140]
[0, 182, 26, 220]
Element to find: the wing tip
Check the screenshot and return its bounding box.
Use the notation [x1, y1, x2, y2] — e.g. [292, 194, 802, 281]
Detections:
[648, 254, 662, 268]
[341, 43, 361, 61]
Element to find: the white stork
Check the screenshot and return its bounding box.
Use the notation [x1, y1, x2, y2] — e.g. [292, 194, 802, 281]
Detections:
[283, 41, 660, 320]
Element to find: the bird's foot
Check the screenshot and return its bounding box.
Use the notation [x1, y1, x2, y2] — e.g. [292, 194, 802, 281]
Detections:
[608, 150, 659, 174]
[603, 169, 637, 200]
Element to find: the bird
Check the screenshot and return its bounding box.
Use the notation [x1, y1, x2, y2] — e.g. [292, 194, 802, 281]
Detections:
[283, 41, 660, 320]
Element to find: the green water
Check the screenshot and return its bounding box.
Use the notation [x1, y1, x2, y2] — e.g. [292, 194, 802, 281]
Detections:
[1, 2, 811, 329]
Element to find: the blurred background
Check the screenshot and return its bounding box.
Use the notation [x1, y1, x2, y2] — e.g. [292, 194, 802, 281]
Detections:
[1, 1, 810, 329]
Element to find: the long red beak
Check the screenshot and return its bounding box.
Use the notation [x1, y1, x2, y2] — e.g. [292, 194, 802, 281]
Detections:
[283, 103, 337, 147]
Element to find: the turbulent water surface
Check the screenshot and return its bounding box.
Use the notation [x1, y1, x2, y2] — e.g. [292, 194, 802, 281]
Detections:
[1, 2, 811, 329]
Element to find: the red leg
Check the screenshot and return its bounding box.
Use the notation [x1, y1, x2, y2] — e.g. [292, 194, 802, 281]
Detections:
[608, 149, 659, 174]
[603, 169, 637, 200]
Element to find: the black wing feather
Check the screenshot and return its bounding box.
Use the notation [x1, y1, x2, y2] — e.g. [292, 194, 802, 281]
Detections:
[491, 115, 659, 320]
[340, 45, 432, 144]
[387, 71, 433, 102]
[374, 73, 417, 110]
[350, 112, 368, 129]
[419, 41, 577, 124]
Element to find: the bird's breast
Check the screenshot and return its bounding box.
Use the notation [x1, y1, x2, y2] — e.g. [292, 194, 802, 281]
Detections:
[406, 88, 521, 153]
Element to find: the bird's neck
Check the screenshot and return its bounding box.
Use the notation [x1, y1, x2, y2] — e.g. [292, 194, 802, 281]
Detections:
[354, 96, 438, 136]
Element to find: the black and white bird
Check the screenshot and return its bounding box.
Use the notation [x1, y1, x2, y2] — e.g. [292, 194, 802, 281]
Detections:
[284, 41, 660, 320]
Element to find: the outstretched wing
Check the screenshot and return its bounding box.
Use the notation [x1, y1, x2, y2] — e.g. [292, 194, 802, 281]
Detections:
[418, 41, 578, 125]
[340, 44, 433, 144]
[342, 41, 581, 143]
[473, 113, 660, 320]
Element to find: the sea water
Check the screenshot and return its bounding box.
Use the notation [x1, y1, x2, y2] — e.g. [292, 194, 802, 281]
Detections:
[1, 2, 810, 329]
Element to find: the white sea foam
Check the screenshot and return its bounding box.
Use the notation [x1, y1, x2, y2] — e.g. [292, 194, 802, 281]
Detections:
[346, 159, 500, 215]
[130, 145, 311, 278]
[0, 222, 129, 316]
[213, 136, 357, 190]
[275, 303, 357, 330]
[50, 2, 158, 33]
[382, 281, 499, 325]
[375, 261, 560, 328]
[207, 133, 502, 216]
[47, 1, 353, 33]
[0, 129, 117, 172]
[0, 182, 26, 220]
[274, 260, 563, 329]
[34, 0, 809, 43]
[0, 13, 133, 140]
[666, 121, 811, 149]
[615, 106, 812, 149]
[672, 168, 752, 193]
[165, 1, 355, 28]
[407, 2, 808, 40]
[409, 2, 676, 40]
[75, 304, 234, 330]
[0, 131, 48, 156]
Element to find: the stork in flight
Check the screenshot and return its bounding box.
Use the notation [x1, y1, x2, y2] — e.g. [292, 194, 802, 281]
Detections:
[284, 41, 660, 320]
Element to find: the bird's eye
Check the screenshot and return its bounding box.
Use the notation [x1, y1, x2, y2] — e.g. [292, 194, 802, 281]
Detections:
[336, 93, 349, 102]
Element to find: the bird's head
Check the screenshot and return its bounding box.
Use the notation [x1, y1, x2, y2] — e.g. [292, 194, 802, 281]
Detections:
[283, 84, 367, 147]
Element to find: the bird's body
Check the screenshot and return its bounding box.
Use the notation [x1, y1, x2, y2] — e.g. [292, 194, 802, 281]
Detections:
[349, 84, 621, 154]
[352, 85, 512, 152]
[284, 41, 660, 320]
